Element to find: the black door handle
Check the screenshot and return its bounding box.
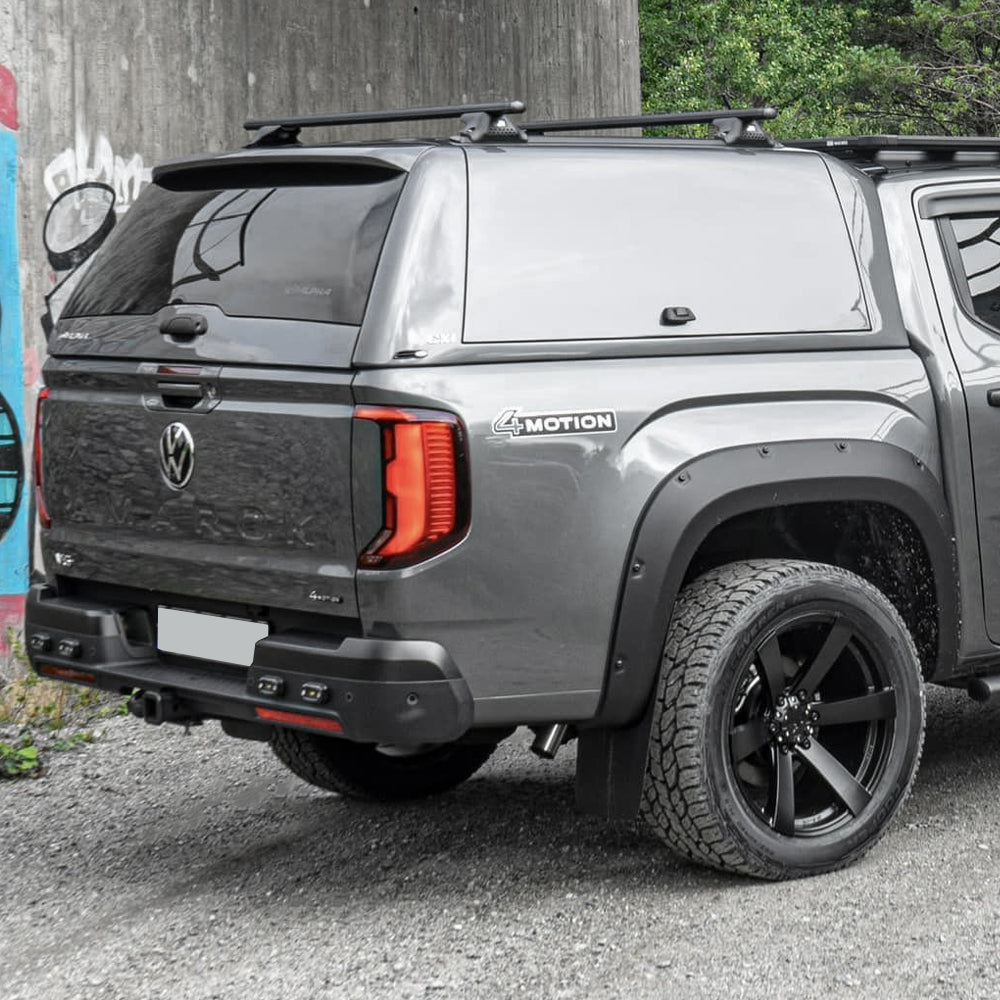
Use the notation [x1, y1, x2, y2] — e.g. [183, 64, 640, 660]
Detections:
[988, 389, 1000, 407]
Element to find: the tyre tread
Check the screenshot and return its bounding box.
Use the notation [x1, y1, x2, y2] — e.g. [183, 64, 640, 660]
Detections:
[640, 558, 925, 880]
[271, 729, 495, 802]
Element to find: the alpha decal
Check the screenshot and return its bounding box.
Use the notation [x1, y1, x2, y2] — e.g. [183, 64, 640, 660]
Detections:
[492, 408, 618, 438]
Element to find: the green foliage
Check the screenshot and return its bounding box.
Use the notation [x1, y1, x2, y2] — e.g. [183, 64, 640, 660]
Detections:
[0, 676, 68, 729]
[2, 625, 29, 682]
[0, 673, 123, 777]
[0, 736, 40, 779]
[50, 730, 95, 752]
[639, 0, 897, 137]
[73, 686, 104, 710]
[639, 0, 1000, 137]
[872, 1, 1000, 133]
[96, 697, 131, 719]
[4, 626, 27, 667]
[0, 673, 125, 727]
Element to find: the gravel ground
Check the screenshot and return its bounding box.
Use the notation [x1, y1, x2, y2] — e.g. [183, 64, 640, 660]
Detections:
[2, 685, 1000, 1000]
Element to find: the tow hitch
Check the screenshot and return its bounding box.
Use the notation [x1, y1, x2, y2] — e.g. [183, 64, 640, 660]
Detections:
[127, 689, 199, 726]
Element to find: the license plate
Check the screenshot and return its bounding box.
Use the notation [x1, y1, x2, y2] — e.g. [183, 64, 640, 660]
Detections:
[157, 608, 268, 667]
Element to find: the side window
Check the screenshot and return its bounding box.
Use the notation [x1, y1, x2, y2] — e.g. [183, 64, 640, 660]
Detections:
[464, 148, 870, 343]
[948, 215, 1000, 333]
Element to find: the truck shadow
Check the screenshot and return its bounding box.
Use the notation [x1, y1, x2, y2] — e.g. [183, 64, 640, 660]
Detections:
[92, 684, 1000, 909]
[903, 684, 1000, 801]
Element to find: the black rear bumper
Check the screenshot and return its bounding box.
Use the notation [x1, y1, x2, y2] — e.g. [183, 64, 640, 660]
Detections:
[25, 584, 473, 744]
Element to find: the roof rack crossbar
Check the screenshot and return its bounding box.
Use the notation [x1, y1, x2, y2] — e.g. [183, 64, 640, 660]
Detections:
[520, 107, 778, 134]
[244, 101, 525, 147]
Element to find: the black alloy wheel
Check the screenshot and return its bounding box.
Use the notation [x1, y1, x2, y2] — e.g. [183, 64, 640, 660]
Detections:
[641, 559, 924, 879]
[729, 608, 899, 838]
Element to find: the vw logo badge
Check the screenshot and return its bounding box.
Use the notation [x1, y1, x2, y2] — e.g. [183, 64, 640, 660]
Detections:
[159, 422, 195, 489]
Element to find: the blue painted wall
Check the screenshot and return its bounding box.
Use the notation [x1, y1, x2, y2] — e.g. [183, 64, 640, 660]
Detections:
[0, 127, 28, 598]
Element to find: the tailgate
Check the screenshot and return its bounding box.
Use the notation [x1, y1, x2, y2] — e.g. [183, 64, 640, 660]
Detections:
[36, 153, 412, 617]
[41, 360, 360, 615]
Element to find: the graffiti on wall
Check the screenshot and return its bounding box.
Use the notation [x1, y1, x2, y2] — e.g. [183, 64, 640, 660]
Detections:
[42, 120, 151, 333]
[43, 117, 151, 211]
[0, 65, 28, 644]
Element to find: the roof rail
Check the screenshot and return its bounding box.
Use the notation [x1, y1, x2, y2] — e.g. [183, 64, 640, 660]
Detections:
[244, 100, 526, 147]
[785, 135, 1000, 162]
[521, 107, 778, 146]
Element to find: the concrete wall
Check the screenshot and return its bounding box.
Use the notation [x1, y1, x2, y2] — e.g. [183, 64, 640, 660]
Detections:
[0, 0, 641, 638]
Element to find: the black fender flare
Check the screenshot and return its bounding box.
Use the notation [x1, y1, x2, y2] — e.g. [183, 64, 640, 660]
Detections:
[576, 438, 957, 820]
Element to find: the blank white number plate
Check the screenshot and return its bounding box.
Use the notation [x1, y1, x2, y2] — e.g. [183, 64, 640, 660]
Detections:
[157, 608, 268, 667]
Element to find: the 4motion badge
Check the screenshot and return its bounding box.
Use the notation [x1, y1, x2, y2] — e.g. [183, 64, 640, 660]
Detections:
[492, 407, 618, 439]
[159, 422, 195, 489]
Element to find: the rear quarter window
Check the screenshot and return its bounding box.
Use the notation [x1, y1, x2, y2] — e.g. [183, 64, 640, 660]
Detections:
[63, 164, 406, 326]
[463, 147, 869, 342]
[944, 214, 1000, 333]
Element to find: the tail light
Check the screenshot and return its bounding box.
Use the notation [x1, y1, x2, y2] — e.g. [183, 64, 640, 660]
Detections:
[354, 405, 470, 568]
[33, 388, 50, 530]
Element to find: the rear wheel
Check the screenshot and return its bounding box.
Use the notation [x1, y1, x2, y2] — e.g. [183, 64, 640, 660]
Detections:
[641, 559, 925, 879]
[271, 729, 496, 801]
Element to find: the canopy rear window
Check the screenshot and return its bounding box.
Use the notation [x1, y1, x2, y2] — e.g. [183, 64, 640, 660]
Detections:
[63, 164, 406, 326]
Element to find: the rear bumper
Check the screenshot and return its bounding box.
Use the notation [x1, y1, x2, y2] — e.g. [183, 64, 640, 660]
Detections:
[24, 584, 473, 744]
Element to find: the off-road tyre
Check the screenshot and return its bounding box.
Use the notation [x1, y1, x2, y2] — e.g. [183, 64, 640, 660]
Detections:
[641, 559, 924, 880]
[271, 729, 496, 801]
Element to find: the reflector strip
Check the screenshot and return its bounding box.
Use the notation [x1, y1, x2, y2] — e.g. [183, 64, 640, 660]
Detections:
[37, 663, 96, 685]
[255, 706, 344, 733]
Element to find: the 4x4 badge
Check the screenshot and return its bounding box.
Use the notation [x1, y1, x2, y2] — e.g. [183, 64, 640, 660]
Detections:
[159, 422, 195, 489]
[492, 408, 617, 439]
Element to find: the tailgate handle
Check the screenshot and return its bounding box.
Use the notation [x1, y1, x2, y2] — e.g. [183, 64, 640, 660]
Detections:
[157, 381, 203, 399]
[157, 381, 205, 409]
[160, 314, 208, 339]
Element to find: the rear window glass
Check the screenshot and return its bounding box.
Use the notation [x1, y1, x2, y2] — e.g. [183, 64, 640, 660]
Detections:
[464, 147, 869, 342]
[63, 166, 406, 325]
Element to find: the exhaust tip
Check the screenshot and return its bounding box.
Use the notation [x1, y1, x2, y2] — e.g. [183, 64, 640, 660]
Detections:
[531, 722, 569, 760]
[968, 677, 996, 703]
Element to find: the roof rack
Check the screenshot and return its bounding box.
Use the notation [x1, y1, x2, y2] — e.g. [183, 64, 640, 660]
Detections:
[785, 135, 1000, 162]
[243, 100, 526, 147]
[521, 107, 778, 146]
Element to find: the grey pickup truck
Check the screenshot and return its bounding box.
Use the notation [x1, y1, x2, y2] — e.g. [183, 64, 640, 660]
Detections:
[25, 102, 1000, 879]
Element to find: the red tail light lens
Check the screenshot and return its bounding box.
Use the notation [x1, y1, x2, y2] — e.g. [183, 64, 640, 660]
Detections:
[355, 405, 470, 568]
[34, 388, 50, 530]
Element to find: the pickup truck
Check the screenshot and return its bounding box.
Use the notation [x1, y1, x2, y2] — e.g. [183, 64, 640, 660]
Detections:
[25, 103, 1000, 879]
